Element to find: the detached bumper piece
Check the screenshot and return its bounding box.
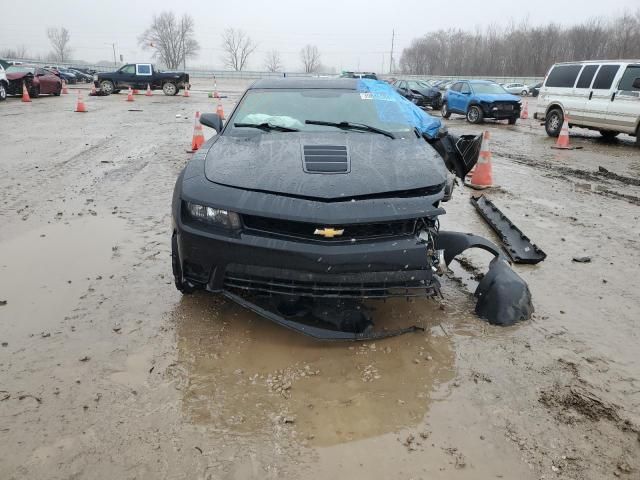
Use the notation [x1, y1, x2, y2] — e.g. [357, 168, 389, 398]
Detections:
[471, 196, 546, 264]
[437, 231, 533, 326]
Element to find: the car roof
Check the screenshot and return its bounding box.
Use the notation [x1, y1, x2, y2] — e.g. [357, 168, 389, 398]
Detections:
[250, 78, 360, 90]
[552, 59, 640, 65]
[467, 80, 498, 84]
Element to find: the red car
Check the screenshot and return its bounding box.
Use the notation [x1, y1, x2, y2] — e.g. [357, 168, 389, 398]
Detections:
[5, 65, 62, 98]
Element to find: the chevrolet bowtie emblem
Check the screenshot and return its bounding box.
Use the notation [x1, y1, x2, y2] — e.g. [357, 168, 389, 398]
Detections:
[314, 227, 344, 238]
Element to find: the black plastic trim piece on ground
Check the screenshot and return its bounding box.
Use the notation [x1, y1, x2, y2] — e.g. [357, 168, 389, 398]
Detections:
[221, 290, 425, 341]
[471, 195, 546, 264]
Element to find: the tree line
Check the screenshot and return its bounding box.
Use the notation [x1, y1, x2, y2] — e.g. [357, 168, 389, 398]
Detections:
[399, 11, 640, 77]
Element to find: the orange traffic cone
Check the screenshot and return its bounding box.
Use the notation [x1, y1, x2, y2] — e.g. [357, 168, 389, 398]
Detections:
[75, 90, 87, 112]
[551, 114, 575, 150]
[62, 80, 69, 94]
[213, 77, 219, 98]
[189, 111, 205, 152]
[184, 85, 190, 97]
[126, 87, 134, 102]
[520, 100, 529, 119]
[466, 131, 493, 189]
[145, 83, 152, 96]
[21, 82, 31, 102]
[216, 102, 225, 120]
[133, 88, 140, 95]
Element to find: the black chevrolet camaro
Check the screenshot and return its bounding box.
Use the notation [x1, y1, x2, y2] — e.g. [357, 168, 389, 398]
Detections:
[172, 78, 532, 339]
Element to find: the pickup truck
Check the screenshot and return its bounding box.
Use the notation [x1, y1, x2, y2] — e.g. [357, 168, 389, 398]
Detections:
[94, 63, 190, 96]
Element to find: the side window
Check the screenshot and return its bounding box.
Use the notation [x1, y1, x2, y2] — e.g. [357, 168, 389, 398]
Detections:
[617, 65, 640, 91]
[545, 65, 582, 88]
[450, 83, 461, 92]
[136, 64, 152, 75]
[460, 83, 470, 94]
[592, 65, 621, 90]
[576, 65, 599, 88]
[121, 65, 135, 75]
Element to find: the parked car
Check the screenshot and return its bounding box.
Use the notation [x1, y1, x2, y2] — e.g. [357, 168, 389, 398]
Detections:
[170, 78, 532, 338]
[530, 82, 542, 97]
[534, 60, 640, 145]
[442, 80, 521, 124]
[503, 83, 530, 96]
[45, 66, 77, 84]
[68, 68, 93, 83]
[71, 67, 97, 76]
[0, 64, 8, 101]
[340, 71, 378, 80]
[95, 63, 190, 95]
[5, 65, 62, 97]
[392, 79, 442, 109]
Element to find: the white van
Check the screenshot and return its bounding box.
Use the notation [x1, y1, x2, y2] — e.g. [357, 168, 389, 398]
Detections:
[534, 60, 640, 145]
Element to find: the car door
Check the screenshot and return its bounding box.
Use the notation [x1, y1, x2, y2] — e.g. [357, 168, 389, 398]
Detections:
[583, 63, 621, 129]
[570, 64, 599, 124]
[458, 82, 472, 112]
[606, 64, 640, 134]
[447, 82, 463, 112]
[115, 64, 136, 89]
[134, 63, 153, 89]
[36, 68, 54, 94]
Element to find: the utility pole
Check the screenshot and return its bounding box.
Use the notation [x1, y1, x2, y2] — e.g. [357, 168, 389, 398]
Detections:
[106, 43, 117, 67]
[389, 29, 395, 74]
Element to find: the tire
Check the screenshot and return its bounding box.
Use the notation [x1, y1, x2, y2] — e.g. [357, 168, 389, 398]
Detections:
[521, 90, 528, 96]
[599, 130, 619, 139]
[29, 85, 40, 98]
[53, 84, 61, 96]
[508, 117, 518, 125]
[0, 82, 6, 101]
[545, 108, 564, 137]
[171, 233, 195, 294]
[163, 82, 177, 96]
[635, 125, 640, 148]
[100, 80, 115, 95]
[441, 102, 451, 119]
[466, 105, 484, 124]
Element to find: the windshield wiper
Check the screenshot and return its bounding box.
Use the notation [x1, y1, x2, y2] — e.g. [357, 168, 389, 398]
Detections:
[304, 120, 396, 139]
[233, 122, 299, 132]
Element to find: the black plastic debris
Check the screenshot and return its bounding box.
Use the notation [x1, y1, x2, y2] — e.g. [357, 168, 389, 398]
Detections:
[471, 195, 546, 264]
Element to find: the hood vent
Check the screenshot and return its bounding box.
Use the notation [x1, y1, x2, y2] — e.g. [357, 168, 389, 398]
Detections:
[303, 145, 349, 174]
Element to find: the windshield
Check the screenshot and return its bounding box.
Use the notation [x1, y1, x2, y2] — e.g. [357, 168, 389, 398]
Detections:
[472, 83, 509, 94]
[227, 89, 415, 135]
[7, 66, 34, 74]
[407, 81, 430, 90]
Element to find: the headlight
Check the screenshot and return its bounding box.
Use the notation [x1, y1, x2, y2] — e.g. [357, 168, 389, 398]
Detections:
[186, 202, 241, 229]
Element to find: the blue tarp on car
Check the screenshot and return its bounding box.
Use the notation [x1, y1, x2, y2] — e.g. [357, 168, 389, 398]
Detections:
[356, 79, 442, 139]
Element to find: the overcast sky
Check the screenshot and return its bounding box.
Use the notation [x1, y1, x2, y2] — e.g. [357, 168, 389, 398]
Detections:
[1, 0, 638, 71]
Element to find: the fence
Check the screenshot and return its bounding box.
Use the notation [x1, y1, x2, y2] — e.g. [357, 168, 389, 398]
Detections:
[2, 57, 543, 85]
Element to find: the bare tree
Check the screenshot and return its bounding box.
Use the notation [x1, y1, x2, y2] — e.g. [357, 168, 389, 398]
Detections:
[139, 12, 200, 70]
[300, 45, 321, 73]
[47, 27, 71, 63]
[221, 28, 257, 71]
[264, 50, 283, 72]
[399, 11, 640, 76]
[0, 45, 29, 59]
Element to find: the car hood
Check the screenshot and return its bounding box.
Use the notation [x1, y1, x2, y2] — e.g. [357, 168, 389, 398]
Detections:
[414, 87, 439, 97]
[474, 93, 521, 102]
[6, 72, 31, 80]
[204, 132, 448, 200]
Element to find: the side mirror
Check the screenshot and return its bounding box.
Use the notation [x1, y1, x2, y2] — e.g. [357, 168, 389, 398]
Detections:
[632, 78, 640, 89]
[200, 113, 223, 132]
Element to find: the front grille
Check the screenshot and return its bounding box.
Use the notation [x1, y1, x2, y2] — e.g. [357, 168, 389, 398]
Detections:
[242, 214, 416, 242]
[493, 102, 516, 111]
[303, 145, 349, 173]
[223, 268, 436, 299]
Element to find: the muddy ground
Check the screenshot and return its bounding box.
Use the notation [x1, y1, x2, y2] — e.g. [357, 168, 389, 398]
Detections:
[1, 80, 639, 480]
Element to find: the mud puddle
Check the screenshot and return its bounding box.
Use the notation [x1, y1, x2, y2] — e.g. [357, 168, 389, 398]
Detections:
[0, 216, 128, 344]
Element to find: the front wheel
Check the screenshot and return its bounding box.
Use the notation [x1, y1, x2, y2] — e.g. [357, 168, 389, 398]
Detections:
[441, 102, 451, 119]
[466, 105, 484, 124]
[599, 130, 619, 139]
[545, 108, 564, 137]
[521, 90, 528, 96]
[508, 117, 518, 125]
[163, 82, 178, 96]
[100, 80, 115, 95]
[29, 85, 40, 98]
[0, 82, 6, 101]
[53, 84, 61, 96]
